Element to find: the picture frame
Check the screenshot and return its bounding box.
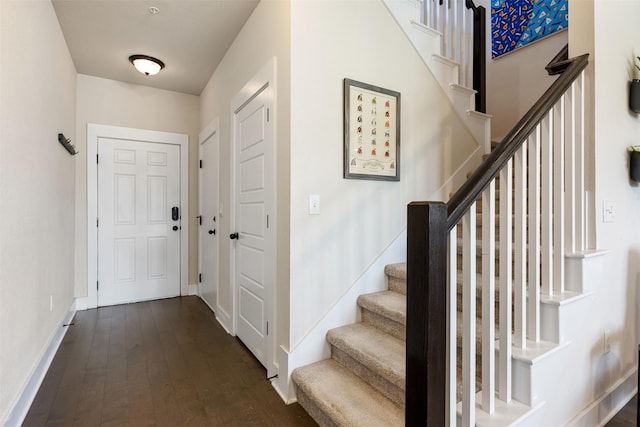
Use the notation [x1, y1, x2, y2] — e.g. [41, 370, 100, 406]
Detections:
[344, 78, 400, 181]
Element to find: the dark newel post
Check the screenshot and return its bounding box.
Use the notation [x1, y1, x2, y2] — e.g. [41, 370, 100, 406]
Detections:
[406, 202, 448, 426]
[473, 6, 487, 113]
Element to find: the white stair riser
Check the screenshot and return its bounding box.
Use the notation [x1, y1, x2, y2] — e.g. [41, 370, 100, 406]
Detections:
[382, 0, 491, 146]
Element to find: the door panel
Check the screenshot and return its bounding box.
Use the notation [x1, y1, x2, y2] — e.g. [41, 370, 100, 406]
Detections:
[199, 127, 220, 320]
[233, 86, 272, 371]
[148, 176, 167, 223]
[115, 238, 135, 282]
[98, 138, 181, 306]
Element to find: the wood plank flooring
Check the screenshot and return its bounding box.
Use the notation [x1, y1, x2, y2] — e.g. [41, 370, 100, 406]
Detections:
[606, 395, 637, 427]
[23, 296, 317, 427]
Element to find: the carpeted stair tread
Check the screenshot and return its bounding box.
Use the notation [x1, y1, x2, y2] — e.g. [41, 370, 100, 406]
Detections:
[292, 359, 403, 427]
[327, 323, 405, 390]
[358, 291, 406, 326]
[385, 263, 406, 295]
[384, 263, 406, 280]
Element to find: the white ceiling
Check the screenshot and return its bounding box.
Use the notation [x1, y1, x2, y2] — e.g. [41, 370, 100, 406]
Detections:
[52, 0, 260, 95]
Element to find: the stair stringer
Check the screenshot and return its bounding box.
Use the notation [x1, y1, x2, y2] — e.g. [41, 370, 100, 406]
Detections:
[450, 206, 611, 424]
[382, 0, 492, 152]
[482, 250, 612, 426]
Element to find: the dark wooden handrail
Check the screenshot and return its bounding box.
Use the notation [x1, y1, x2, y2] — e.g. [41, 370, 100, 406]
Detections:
[546, 44, 570, 76]
[447, 53, 589, 229]
[466, 0, 487, 113]
[405, 52, 589, 426]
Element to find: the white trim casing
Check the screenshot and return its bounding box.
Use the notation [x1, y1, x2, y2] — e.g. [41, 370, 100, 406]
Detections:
[81, 123, 189, 309]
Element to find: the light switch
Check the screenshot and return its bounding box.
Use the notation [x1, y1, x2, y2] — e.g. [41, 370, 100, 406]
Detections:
[309, 195, 320, 215]
[603, 200, 615, 223]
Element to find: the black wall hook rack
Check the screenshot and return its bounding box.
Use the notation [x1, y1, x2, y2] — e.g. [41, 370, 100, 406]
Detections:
[58, 133, 78, 155]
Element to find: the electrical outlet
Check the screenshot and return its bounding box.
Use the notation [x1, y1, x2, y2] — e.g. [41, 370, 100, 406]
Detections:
[604, 329, 611, 354]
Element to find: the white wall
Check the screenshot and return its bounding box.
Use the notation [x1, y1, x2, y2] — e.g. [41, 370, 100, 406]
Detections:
[476, 0, 568, 140]
[521, 1, 640, 424]
[199, 0, 291, 348]
[199, 0, 478, 400]
[286, 0, 477, 386]
[590, 0, 640, 405]
[0, 1, 77, 423]
[74, 74, 200, 298]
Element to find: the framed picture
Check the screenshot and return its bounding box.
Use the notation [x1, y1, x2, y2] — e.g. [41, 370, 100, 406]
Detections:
[344, 78, 400, 181]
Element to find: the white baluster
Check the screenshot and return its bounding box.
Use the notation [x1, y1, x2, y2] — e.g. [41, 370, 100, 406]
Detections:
[433, 0, 442, 33]
[462, 205, 476, 426]
[528, 127, 541, 342]
[514, 142, 527, 349]
[541, 112, 553, 296]
[553, 98, 565, 293]
[466, 8, 474, 88]
[481, 181, 495, 413]
[575, 73, 586, 251]
[444, 0, 451, 58]
[451, 0, 460, 65]
[566, 83, 577, 254]
[447, 227, 457, 427]
[499, 159, 512, 402]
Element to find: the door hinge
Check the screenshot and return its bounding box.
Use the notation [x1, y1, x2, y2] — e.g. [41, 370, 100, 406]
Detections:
[197, 215, 202, 225]
[96, 218, 99, 227]
[96, 281, 99, 290]
[199, 160, 203, 169]
[199, 273, 202, 283]
[266, 321, 269, 335]
[266, 215, 269, 229]
[267, 108, 270, 122]
[96, 154, 99, 164]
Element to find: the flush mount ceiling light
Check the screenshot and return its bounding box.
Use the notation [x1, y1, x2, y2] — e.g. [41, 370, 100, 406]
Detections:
[129, 54, 164, 76]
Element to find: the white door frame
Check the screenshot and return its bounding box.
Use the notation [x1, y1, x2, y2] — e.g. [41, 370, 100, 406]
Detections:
[230, 57, 277, 376]
[83, 123, 189, 309]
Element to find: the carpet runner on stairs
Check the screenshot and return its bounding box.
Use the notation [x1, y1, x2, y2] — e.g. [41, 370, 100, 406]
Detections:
[292, 261, 486, 426]
[292, 264, 407, 426]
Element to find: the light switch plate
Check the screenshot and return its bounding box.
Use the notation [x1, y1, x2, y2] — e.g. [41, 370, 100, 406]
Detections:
[603, 200, 615, 223]
[309, 195, 320, 215]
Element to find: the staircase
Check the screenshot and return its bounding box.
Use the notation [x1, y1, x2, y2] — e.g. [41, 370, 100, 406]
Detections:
[292, 264, 406, 426]
[293, 1, 600, 425]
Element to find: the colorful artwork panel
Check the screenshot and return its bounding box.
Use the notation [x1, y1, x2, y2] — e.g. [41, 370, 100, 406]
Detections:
[491, 0, 568, 58]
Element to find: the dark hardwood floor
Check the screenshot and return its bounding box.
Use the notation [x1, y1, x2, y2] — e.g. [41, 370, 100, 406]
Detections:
[607, 395, 637, 427]
[22, 296, 317, 427]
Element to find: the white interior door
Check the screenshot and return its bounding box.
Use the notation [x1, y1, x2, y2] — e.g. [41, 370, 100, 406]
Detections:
[98, 138, 181, 306]
[232, 82, 274, 374]
[199, 125, 220, 317]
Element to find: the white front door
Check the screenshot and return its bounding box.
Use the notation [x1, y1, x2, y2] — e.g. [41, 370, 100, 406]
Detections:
[232, 78, 274, 375]
[199, 124, 220, 317]
[97, 138, 181, 306]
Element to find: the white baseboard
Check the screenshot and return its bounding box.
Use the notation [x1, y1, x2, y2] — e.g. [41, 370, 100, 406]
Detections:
[75, 295, 89, 310]
[197, 295, 233, 335]
[568, 366, 637, 426]
[188, 283, 198, 296]
[4, 301, 77, 427]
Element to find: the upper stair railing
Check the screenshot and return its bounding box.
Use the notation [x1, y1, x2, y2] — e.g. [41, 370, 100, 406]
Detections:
[423, 0, 486, 112]
[405, 52, 590, 426]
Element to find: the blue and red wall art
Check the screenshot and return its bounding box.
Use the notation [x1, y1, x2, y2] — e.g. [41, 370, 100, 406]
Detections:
[491, 0, 568, 58]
